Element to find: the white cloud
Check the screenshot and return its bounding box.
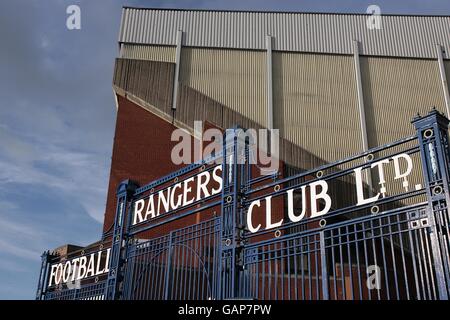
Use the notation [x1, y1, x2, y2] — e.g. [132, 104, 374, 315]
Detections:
[0, 200, 18, 210]
[0, 123, 108, 222]
[0, 219, 45, 262]
[0, 239, 41, 261]
[0, 259, 30, 273]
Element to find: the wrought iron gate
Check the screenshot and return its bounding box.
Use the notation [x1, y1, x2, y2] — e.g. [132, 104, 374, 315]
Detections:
[121, 217, 222, 300]
[37, 110, 450, 300]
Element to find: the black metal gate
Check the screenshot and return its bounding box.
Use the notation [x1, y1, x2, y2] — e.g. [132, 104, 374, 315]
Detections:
[122, 217, 221, 300]
[37, 110, 450, 300]
[241, 204, 440, 300]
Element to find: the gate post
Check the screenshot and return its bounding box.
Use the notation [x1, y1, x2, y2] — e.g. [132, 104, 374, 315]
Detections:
[220, 129, 247, 299]
[104, 179, 138, 300]
[35, 251, 51, 300]
[412, 109, 450, 300]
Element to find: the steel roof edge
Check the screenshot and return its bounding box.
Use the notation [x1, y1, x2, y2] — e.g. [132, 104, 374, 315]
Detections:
[121, 6, 450, 18]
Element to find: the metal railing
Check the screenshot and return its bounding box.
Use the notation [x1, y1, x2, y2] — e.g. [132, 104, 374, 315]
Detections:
[37, 109, 450, 300]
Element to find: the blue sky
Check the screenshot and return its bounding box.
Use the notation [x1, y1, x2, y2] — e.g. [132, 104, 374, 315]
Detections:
[0, 0, 449, 300]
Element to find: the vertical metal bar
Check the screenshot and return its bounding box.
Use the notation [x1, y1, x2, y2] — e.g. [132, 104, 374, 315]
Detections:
[158, 241, 168, 299]
[164, 233, 174, 300]
[251, 255, 260, 299]
[353, 40, 373, 191]
[300, 237, 305, 300]
[182, 229, 188, 299]
[320, 231, 329, 300]
[149, 245, 156, 300]
[396, 213, 410, 299]
[171, 242, 179, 299]
[369, 219, 381, 300]
[353, 40, 369, 152]
[436, 44, 450, 118]
[419, 227, 433, 299]
[149, 241, 158, 299]
[281, 242, 284, 299]
[187, 228, 194, 299]
[125, 244, 137, 300]
[268, 244, 272, 299]
[362, 222, 370, 300]
[346, 225, 354, 300]
[121, 247, 130, 299]
[213, 220, 219, 299]
[439, 211, 450, 288]
[143, 242, 153, 300]
[171, 30, 183, 111]
[266, 35, 274, 130]
[131, 247, 141, 300]
[314, 235, 319, 299]
[413, 229, 426, 299]
[293, 238, 299, 300]
[387, 215, 400, 299]
[338, 227, 345, 300]
[183, 228, 193, 300]
[204, 221, 211, 299]
[426, 227, 438, 299]
[274, 242, 279, 299]
[378, 218, 390, 300]
[262, 248, 266, 299]
[407, 216, 420, 300]
[307, 237, 312, 300]
[196, 225, 201, 299]
[254, 260, 258, 299]
[287, 240, 292, 300]
[147, 243, 156, 299]
[354, 223, 363, 300]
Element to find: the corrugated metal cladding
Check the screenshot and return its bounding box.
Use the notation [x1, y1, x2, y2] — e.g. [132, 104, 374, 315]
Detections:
[361, 56, 446, 147]
[120, 44, 175, 62]
[113, 58, 175, 115]
[117, 44, 449, 162]
[179, 48, 267, 127]
[445, 61, 450, 89]
[119, 8, 450, 59]
[273, 52, 361, 163]
[361, 56, 445, 202]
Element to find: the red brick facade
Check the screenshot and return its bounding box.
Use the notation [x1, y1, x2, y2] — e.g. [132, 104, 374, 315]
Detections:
[104, 95, 287, 240]
[103, 95, 185, 233]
